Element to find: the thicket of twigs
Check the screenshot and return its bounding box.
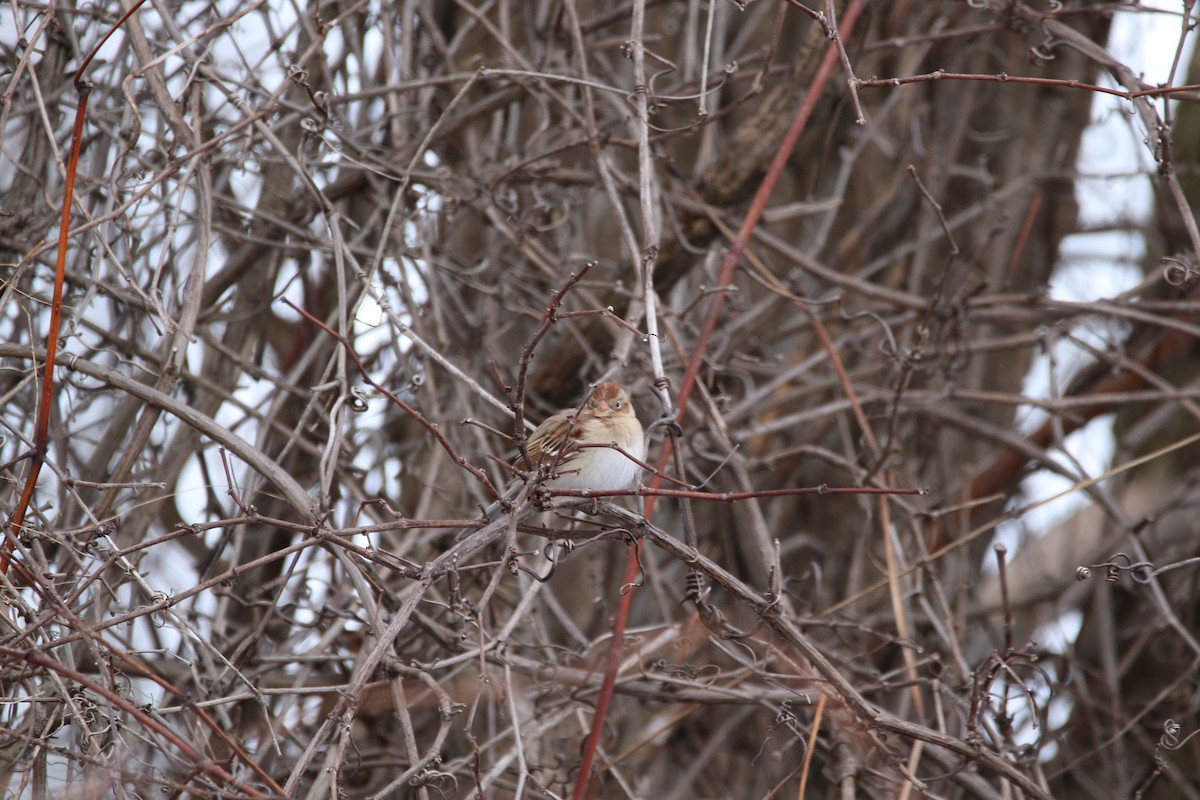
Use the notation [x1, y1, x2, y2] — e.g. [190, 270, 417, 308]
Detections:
[3, 0, 1200, 797]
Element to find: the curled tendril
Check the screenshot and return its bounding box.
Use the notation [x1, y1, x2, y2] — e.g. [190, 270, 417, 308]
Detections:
[409, 768, 456, 789]
[1081, 553, 1157, 583]
[614, 529, 644, 595]
[1029, 44, 1056, 63]
[1129, 563, 1156, 583]
[1157, 719, 1200, 754]
[774, 699, 798, 726]
[1162, 256, 1200, 288]
[1159, 719, 1182, 749]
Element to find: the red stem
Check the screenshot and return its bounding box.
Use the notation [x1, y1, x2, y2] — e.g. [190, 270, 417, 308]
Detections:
[571, 2, 868, 796]
[4, 0, 149, 576]
[2, 84, 91, 576]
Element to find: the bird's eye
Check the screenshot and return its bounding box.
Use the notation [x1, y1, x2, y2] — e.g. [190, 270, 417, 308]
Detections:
[587, 400, 597, 409]
[612, 400, 623, 409]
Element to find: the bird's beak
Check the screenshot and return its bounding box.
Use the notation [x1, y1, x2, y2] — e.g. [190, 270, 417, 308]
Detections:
[596, 399, 610, 412]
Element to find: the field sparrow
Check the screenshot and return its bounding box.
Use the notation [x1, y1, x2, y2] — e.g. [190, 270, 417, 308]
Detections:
[475, 381, 648, 525]
[457, 383, 644, 536]
[519, 381, 645, 492]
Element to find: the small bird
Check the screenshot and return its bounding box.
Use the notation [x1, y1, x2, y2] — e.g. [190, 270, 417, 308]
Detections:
[457, 382, 644, 536]
[519, 381, 645, 492]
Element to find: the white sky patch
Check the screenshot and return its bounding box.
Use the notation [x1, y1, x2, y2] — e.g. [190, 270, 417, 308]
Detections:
[356, 288, 386, 329]
[361, 26, 386, 93]
[992, 8, 1191, 614]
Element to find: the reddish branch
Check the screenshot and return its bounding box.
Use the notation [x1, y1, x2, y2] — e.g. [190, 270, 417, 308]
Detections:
[572, 1, 870, 797]
[3, 0, 149, 581]
[1, 84, 89, 578]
